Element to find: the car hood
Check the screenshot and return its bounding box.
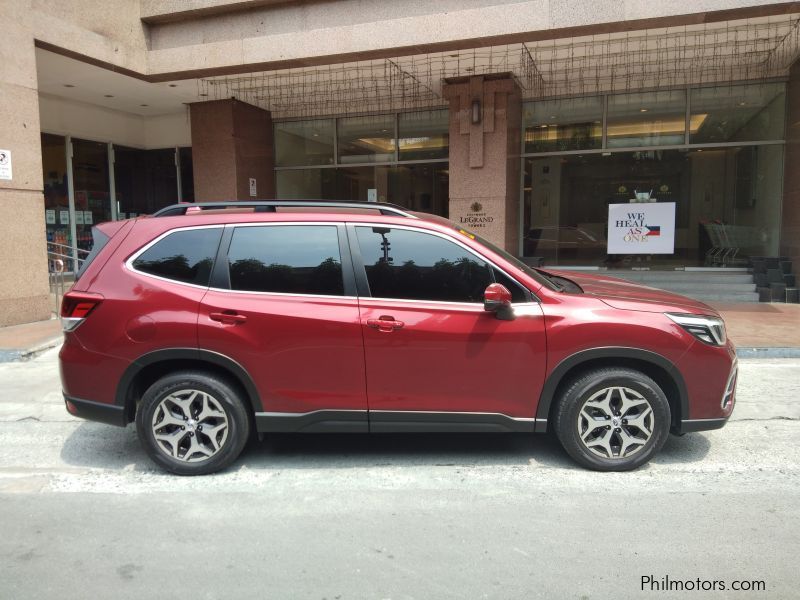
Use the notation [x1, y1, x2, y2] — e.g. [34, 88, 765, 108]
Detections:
[544, 269, 718, 315]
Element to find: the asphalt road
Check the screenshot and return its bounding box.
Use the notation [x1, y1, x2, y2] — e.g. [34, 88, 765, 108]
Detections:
[0, 347, 798, 599]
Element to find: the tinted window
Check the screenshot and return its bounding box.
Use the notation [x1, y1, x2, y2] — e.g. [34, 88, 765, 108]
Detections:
[356, 227, 502, 302]
[132, 228, 221, 286]
[228, 226, 344, 295]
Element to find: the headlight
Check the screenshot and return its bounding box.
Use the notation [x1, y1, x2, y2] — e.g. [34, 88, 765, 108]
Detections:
[666, 313, 727, 346]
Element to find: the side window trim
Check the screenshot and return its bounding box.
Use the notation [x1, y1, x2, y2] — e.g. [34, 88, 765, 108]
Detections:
[126, 224, 224, 289]
[347, 223, 534, 304]
[212, 222, 355, 298]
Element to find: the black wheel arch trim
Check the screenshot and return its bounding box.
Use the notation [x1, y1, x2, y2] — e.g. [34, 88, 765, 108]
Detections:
[115, 348, 262, 422]
[534, 346, 689, 433]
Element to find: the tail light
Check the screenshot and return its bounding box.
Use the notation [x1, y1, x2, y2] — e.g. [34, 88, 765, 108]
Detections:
[60, 291, 104, 332]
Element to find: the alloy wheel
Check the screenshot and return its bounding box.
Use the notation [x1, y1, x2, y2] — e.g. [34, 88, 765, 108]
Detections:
[151, 389, 229, 462]
[576, 386, 654, 459]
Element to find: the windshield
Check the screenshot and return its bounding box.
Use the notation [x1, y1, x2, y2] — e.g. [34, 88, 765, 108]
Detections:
[412, 212, 561, 292]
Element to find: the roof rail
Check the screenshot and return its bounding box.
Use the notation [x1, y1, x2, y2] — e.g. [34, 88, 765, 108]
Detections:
[152, 201, 417, 218]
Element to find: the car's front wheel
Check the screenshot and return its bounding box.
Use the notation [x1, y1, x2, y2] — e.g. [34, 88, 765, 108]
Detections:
[136, 371, 251, 475]
[553, 367, 671, 471]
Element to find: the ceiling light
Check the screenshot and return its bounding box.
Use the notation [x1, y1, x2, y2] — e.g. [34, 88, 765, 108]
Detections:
[540, 124, 548, 128]
[639, 108, 648, 112]
[738, 102, 747, 106]
[549, 115, 556, 119]
[63, 84, 75, 88]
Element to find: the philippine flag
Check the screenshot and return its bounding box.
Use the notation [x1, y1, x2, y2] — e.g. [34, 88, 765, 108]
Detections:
[646, 226, 661, 236]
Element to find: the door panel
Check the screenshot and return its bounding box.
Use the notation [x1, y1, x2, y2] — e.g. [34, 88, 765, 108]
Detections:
[350, 224, 547, 418]
[198, 292, 366, 413]
[198, 223, 367, 415]
[359, 299, 546, 416]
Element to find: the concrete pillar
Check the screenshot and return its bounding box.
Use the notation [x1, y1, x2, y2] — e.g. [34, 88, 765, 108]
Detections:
[189, 99, 275, 201]
[443, 74, 521, 253]
[782, 61, 800, 269]
[0, 2, 51, 326]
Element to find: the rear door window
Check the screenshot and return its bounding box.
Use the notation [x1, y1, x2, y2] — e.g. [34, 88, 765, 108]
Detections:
[131, 227, 222, 286]
[227, 225, 344, 296]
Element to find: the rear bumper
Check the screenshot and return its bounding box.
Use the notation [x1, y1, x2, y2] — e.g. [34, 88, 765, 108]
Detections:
[64, 395, 127, 427]
[676, 416, 730, 434]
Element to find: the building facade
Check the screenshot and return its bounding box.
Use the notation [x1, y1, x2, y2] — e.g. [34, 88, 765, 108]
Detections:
[2, 0, 800, 325]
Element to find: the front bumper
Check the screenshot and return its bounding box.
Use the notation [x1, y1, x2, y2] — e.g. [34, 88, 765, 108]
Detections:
[64, 395, 127, 427]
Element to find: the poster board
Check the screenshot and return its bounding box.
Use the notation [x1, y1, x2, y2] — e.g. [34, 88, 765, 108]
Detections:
[607, 202, 675, 254]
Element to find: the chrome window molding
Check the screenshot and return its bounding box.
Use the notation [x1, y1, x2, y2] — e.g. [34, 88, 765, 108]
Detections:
[125, 224, 225, 290]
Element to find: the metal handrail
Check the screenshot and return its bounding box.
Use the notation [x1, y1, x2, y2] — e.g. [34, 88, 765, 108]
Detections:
[152, 201, 418, 218]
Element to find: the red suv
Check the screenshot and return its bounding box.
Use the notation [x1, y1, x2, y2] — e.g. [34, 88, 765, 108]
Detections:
[59, 202, 737, 475]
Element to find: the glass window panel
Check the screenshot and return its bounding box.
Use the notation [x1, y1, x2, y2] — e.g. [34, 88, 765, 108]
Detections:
[132, 228, 222, 286]
[114, 147, 178, 217]
[523, 97, 603, 153]
[42, 134, 71, 261]
[227, 226, 343, 295]
[521, 145, 783, 267]
[179, 147, 194, 202]
[607, 91, 687, 147]
[355, 227, 493, 302]
[275, 119, 335, 167]
[690, 83, 786, 143]
[398, 110, 449, 160]
[338, 115, 395, 163]
[72, 138, 111, 252]
[276, 165, 450, 217]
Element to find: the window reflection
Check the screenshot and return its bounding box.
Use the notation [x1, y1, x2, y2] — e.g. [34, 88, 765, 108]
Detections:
[607, 91, 687, 147]
[356, 227, 493, 302]
[523, 97, 603, 152]
[690, 84, 786, 143]
[275, 119, 335, 167]
[398, 110, 449, 160]
[227, 226, 344, 295]
[338, 115, 396, 163]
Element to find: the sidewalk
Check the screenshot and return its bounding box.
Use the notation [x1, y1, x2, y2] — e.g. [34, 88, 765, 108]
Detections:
[0, 318, 62, 362]
[710, 302, 800, 355]
[0, 304, 797, 362]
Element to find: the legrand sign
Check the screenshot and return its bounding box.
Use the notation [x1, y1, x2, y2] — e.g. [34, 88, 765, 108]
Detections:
[607, 202, 675, 254]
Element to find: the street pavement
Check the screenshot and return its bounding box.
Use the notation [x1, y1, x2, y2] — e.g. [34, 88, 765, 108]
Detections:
[0, 347, 798, 599]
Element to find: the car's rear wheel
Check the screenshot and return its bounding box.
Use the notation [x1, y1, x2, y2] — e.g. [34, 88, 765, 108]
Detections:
[553, 367, 671, 471]
[136, 371, 250, 475]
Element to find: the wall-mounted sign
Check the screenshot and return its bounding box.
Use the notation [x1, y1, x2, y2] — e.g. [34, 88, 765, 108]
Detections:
[0, 149, 11, 180]
[59, 210, 70, 225]
[607, 202, 675, 254]
[249, 178, 257, 197]
[458, 201, 495, 230]
[367, 188, 377, 203]
[75, 211, 85, 225]
[83, 211, 93, 225]
[45, 210, 56, 225]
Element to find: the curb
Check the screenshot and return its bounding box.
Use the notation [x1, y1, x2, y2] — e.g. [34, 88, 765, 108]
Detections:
[736, 347, 800, 358]
[0, 336, 63, 363]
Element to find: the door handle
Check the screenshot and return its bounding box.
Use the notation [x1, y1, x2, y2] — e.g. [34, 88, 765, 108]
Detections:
[366, 316, 404, 332]
[209, 311, 248, 325]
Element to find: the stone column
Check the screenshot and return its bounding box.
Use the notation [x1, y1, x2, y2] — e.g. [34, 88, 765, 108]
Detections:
[443, 74, 521, 253]
[0, 2, 50, 326]
[189, 99, 275, 201]
[782, 61, 800, 269]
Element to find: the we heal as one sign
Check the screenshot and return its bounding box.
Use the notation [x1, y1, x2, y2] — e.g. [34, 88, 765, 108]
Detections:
[607, 202, 675, 254]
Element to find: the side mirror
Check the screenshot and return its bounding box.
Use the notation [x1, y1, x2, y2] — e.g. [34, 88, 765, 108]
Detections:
[483, 283, 515, 321]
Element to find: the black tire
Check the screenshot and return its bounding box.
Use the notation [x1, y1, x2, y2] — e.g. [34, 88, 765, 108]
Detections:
[136, 371, 251, 475]
[553, 367, 671, 471]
